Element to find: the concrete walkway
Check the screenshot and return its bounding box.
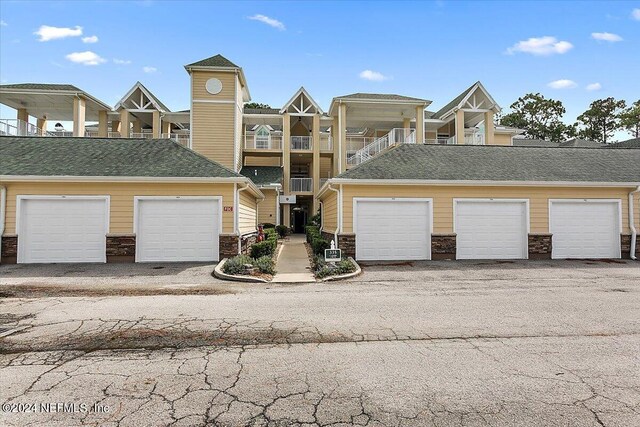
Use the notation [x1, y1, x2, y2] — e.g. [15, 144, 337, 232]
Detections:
[272, 234, 316, 283]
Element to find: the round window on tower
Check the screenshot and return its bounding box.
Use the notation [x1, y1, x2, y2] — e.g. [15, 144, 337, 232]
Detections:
[205, 78, 223, 95]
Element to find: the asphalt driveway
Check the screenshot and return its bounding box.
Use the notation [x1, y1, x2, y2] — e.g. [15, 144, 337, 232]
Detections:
[1, 260, 639, 426]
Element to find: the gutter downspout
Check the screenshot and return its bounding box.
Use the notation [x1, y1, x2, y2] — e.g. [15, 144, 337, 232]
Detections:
[318, 201, 324, 232]
[0, 185, 5, 264]
[236, 182, 250, 254]
[327, 184, 341, 246]
[630, 186, 640, 260]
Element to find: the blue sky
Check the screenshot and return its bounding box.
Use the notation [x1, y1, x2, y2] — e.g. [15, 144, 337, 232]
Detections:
[1, 1, 638, 139]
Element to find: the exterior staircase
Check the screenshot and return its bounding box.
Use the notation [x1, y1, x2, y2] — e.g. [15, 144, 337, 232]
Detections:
[347, 128, 416, 166]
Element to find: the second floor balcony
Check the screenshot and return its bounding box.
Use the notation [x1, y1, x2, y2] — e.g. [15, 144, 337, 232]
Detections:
[290, 178, 313, 193]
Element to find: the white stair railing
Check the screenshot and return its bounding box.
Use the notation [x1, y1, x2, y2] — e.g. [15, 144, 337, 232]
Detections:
[347, 128, 415, 165]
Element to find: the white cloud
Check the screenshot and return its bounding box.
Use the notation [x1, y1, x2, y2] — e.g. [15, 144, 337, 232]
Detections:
[632, 8, 640, 20]
[65, 51, 106, 66]
[0, 20, 7, 27]
[591, 32, 623, 42]
[114, 58, 132, 65]
[82, 35, 99, 43]
[547, 79, 578, 89]
[506, 36, 573, 56]
[359, 70, 390, 82]
[586, 82, 602, 91]
[35, 25, 82, 41]
[143, 66, 157, 73]
[248, 14, 285, 30]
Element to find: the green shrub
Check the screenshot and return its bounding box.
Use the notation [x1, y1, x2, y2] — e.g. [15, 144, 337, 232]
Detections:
[311, 236, 330, 255]
[262, 223, 275, 229]
[314, 256, 355, 278]
[253, 256, 276, 275]
[263, 228, 277, 240]
[250, 239, 276, 258]
[223, 255, 253, 275]
[305, 225, 320, 243]
[275, 225, 290, 238]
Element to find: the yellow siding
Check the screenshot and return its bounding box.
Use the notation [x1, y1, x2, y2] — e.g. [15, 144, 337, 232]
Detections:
[191, 103, 235, 168]
[321, 190, 338, 232]
[238, 188, 257, 235]
[191, 70, 237, 101]
[331, 185, 638, 234]
[493, 134, 512, 146]
[258, 189, 278, 225]
[244, 156, 282, 167]
[320, 157, 332, 179]
[2, 182, 237, 235]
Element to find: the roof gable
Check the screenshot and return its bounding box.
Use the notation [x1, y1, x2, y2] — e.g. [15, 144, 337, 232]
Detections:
[433, 81, 499, 119]
[185, 54, 239, 68]
[280, 87, 323, 114]
[114, 81, 170, 112]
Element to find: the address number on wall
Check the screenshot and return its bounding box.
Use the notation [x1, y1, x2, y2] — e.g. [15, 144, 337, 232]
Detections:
[223, 206, 233, 212]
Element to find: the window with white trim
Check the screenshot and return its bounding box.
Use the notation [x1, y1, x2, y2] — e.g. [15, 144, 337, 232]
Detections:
[254, 125, 271, 149]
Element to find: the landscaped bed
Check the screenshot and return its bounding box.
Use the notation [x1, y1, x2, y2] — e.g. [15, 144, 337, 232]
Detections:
[305, 223, 358, 280]
[216, 226, 287, 282]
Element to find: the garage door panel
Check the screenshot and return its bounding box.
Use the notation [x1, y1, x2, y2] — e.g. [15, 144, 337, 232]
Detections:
[456, 201, 527, 260]
[19, 198, 108, 263]
[137, 198, 219, 262]
[550, 201, 620, 259]
[355, 200, 430, 261]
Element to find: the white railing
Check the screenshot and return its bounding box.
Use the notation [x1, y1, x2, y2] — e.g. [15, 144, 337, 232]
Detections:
[161, 133, 190, 146]
[464, 132, 485, 145]
[244, 133, 283, 150]
[0, 119, 43, 137]
[347, 128, 415, 165]
[425, 136, 454, 145]
[291, 136, 312, 150]
[319, 134, 332, 151]
[290, 178, 313, 192]
[131, 132, 155, 139]
[108, 131, 122, 138]
[346, 137, 375, 152]
[47, 131, 74, 137]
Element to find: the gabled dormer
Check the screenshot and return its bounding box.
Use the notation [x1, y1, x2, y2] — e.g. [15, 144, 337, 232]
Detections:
[280, 87, 323, 115]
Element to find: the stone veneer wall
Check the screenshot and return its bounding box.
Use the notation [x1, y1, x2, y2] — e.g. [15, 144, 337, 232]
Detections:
[241, 233, 258, 255]
[321, 231, 337, 246]
[1, 235, 18, 264]
[219, 234, 240, 259]
[621, 234, 640, 259]
[528, 234, 552, 260]
[106, 234, 136, 262]
[431, 234, 456, 260]
[337, 233, 356, 258]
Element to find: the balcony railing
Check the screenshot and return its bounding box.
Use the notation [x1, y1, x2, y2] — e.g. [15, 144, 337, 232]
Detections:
[291, 136, 312, 150]
[161, 133, 190, 146]
[319, 134, 332, 151]
[346, 137, 375, 152]
[464, 132, 485, 145]
[130, 132, 155, 139]
[290, 178, 313, 192]
[347, 128, 415, 165]
[425, 136, 455, 145]
[0, 119, 44, 137]
[244, 133, 283, 150]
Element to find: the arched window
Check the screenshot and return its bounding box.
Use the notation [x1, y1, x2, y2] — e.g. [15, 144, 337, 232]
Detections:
[254, 125, 271, 149]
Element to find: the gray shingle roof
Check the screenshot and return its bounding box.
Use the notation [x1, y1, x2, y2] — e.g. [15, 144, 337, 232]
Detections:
[604, 138, 640, 149]
[0, 136, 241, 178]
[186, 54, 239, 68]
[336, 93, 428, 102]
[559, 138, 603, 148]
[336, 144, 640, 183]
[431, 81, 478, 119]
[512, 139, 560, 148]
[0, 83, 82, 91]
[240, 166, 283, 186]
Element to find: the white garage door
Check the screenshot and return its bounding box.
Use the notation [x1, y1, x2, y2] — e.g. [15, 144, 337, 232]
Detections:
[18, 196, 108, 263]
[550, 200, 620, 259]
[136, 197, 220, 262]
[355, 199, 431, 261]
[455, 200, 528, 260]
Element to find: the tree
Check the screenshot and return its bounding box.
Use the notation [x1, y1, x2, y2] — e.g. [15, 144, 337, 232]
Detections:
[499, 93, 572, 142]
[575, 97, 626, 144]
[620, 100, 640, 139]
[244, 102, 272, 109]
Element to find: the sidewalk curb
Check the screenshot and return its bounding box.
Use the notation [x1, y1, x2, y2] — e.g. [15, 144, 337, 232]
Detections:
[321, 257, 362, 282]
[213, 259, 270, 283]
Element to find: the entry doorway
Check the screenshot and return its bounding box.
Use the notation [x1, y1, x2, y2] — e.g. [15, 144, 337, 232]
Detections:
[292, 209, 307, 234]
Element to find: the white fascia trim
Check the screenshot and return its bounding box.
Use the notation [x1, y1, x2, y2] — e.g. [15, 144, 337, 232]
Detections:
[0, 89, 113, 111]
[326, 179, 640, 188]
[0, 175, 245, 183]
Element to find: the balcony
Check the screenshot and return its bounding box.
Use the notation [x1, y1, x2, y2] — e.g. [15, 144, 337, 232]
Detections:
[291, 136, 312, 151]
[161, 133, 190, 146]
[0, 119, 44, 137]
[244, 132, 283, 150]
[131, 132, 155, 140]
[290, 178, 313, 193]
